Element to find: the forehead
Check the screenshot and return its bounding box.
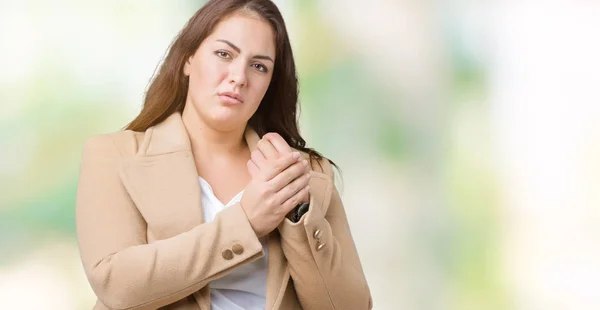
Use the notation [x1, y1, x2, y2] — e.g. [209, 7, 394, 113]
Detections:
[207, 13, 276, 56]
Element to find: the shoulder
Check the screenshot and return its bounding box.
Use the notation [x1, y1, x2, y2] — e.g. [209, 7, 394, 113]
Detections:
[82, 130, 145, 159]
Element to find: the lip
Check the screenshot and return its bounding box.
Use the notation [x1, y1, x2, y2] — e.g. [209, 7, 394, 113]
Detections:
[217, 91, 243, 105]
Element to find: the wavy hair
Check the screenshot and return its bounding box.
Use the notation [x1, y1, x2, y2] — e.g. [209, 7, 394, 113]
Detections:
[125, 0, 336, 170]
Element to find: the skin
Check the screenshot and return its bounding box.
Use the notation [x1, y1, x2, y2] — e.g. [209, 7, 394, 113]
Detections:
[181, 12, 310, 238]
[248, 132, 310, 204]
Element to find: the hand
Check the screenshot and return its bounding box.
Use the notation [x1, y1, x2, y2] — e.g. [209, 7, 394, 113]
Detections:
[240, 152, 311, 237]
[248, 133, 310, 204]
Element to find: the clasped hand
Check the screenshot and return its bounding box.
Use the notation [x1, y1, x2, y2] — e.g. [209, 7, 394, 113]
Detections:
[240, 133, 311, 237]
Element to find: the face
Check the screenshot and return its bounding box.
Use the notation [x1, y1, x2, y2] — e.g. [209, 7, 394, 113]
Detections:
[183, 13, 276, 131]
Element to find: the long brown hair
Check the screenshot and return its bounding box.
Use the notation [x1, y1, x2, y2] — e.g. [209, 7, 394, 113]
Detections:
[125, 0, 336, 171]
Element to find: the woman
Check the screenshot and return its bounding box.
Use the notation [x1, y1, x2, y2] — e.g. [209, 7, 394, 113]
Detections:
[76, 0, 372, 309]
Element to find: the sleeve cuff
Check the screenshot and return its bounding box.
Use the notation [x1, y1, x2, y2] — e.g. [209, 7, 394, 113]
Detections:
[214, 203, 264, 262]
[278, 193, 325, 241]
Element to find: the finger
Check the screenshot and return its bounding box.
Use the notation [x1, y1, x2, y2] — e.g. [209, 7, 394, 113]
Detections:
[256, 138, 279, 160]
[247, 159, 260, 178]
[263, 132, 292, 155]
[267, 159, 308, 192]
[251, 149, 267, 169]
[259, 152, 300, 181]
[276, 172, 310, 206]
[281, 185, 311, 215]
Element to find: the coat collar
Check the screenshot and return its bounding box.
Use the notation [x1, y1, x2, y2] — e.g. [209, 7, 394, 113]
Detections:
[136, 112, 261, 157]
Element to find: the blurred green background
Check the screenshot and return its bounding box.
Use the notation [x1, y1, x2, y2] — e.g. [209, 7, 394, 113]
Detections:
[1, 0, 599, 309]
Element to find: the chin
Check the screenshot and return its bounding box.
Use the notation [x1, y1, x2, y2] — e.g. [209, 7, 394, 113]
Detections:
[206, 112, 248, 131]
[188, 99, 254, 131]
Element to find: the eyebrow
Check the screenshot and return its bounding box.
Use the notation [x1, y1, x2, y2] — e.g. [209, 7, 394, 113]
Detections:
[216, 39, 274, 63]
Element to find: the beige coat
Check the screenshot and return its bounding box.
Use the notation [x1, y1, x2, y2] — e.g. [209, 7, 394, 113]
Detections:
[76, 112, 372, 310]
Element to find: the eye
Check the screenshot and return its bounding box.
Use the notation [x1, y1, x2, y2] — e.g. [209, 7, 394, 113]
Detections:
[252, 63, 268, 73]
[215, 50, 232, 59]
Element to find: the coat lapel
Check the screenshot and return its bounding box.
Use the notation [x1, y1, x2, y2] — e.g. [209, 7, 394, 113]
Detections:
[119, 113, 205, 239]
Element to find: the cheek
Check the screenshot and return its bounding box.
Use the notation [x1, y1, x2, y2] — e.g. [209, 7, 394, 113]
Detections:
[195, 61, 222, 88]
[249, 76, 271, 103]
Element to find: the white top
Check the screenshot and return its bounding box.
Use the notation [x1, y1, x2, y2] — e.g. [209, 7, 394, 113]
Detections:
[199, 176, 268, 310]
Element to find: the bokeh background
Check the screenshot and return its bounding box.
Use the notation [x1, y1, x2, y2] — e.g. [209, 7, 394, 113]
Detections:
[1, 0, 599, 309]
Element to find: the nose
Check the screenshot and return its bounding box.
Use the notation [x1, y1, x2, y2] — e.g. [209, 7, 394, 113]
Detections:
[228, 60, 247, 88]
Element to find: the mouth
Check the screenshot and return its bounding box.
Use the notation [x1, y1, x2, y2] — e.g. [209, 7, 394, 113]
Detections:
[217, 91, 244, 105]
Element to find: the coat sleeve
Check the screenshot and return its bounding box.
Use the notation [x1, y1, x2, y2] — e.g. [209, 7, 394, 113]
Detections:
[277, 157, 373, 310]
[76, 135, 264, 310]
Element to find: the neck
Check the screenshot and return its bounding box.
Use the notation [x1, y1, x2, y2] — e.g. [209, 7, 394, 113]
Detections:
[181, 107, 248, 161]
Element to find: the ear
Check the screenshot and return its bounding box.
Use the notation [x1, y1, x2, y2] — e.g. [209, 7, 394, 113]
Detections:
[183, 55, 193, 76]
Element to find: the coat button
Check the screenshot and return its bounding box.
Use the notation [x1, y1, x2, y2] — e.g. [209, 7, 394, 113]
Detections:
[222, 249, 234, 260]
[232, 243, 244, 255]
[316, 241, 325, 251]
[313, 229, 322, 240]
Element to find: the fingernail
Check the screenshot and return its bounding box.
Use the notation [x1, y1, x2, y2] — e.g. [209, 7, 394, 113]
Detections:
[293, 152, 300, 159]
[302, 160, 308, 166]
